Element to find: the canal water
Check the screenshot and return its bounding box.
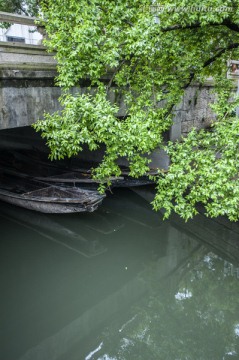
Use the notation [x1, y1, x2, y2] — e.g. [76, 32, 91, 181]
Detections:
[1, 188, 239, 360]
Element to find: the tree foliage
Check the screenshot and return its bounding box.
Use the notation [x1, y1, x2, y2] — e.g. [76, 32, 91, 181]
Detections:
[0, 0, 39, 29]
[0, 0, 39, 16]
[34, 0, 239, 220]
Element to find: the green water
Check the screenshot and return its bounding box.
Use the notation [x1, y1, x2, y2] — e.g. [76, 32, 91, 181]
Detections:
[0, 188, 239, 360]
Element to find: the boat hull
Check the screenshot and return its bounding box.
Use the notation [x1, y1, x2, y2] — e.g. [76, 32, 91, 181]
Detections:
[0, 188, 104, 213]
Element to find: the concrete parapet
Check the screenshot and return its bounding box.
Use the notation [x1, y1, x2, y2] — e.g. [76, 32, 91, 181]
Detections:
[0, 11, 36, 26]
[0, 41, 56, 71]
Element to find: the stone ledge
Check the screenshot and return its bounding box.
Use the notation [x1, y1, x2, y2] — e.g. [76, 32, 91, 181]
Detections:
[0, 63, 57, 71]
[0, 41, 46, 52]
[0, 11, 36, 25]
[0, 69, 58, 79]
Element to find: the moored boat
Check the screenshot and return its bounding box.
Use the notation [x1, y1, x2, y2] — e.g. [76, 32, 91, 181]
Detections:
[0, 149, 155, 189]
[0, 173, 105, 213]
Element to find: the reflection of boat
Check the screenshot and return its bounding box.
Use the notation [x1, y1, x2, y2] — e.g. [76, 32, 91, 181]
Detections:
[65, 209, 125, 235]
[104, 188, 164, 229]
[0, 173, 105, 213]
[0, 203, 107, 258]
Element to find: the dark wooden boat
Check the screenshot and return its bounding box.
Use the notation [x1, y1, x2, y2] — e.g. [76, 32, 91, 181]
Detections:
[34, 171, 154, 188]
[0, 173, 105, 213]
[1, 150, 155, 189]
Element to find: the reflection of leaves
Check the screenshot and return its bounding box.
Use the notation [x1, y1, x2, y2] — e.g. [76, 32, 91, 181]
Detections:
[95, 253, 239, 360]
[179, 253, 239, 321]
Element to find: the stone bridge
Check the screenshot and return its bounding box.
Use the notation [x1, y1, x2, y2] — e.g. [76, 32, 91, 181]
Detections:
[0, 12, 220, 136]
[0, 11, 235, 169]
[0, 40, 218, 134]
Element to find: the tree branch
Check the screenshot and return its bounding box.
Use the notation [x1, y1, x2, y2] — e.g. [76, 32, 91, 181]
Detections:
[222, 19, 239, 33]
[162, 19, 239, 33]
[203, 42, 239, 68]
[182, 42, 239, 89]
[162, 23, 201, 32]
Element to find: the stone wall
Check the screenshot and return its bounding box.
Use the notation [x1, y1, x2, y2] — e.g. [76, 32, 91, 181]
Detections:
[181, 85, 216, 135]
[170, 84, 217, 141]
[0, 69, 218, 134]
[0, 69, 61, 129]
[0, 42, 58, 129]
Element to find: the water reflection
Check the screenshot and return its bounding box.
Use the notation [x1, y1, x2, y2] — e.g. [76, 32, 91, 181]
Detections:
[92, 252, 239, 360]
[0, 204, 107, 258]
[0, 189, 239, 360]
